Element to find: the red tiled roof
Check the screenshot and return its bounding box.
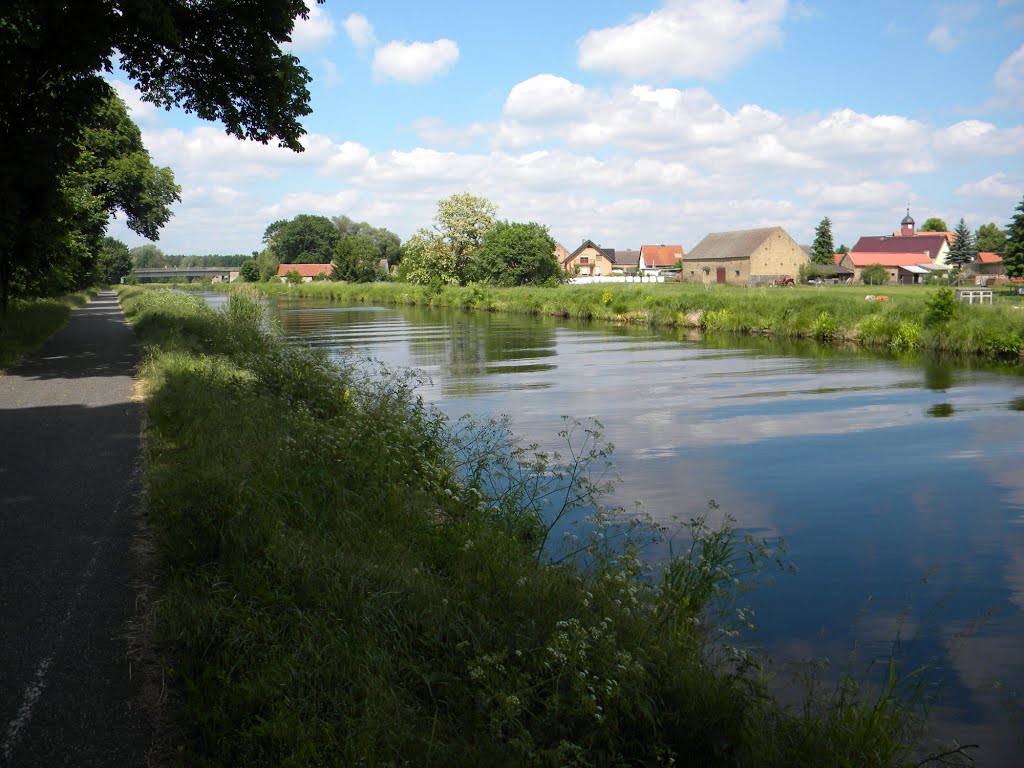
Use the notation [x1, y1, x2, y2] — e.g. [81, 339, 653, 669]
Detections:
[845, 252, 934, 267]
[977, 251, 1002, 263]
[277, 263, 332, 278]
[852, 234, 948, 256]
[640, 244, 684, 267]
[833, 253, 845, 264]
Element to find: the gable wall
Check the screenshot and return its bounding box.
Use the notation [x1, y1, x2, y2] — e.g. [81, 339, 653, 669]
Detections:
[750, 230, 808, 280]
[565, 245, 615, 275]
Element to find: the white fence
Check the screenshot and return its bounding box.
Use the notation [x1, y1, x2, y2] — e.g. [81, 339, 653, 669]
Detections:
[569, 275, 666, 285]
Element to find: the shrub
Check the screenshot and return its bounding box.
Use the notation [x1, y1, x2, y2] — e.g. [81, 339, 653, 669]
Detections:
[890, 321, 922, 351]
[811, 311, 838, 341]
[861, 264, 889, 285]
[924, 287, 957, 325]
[284, 270, 302, 285]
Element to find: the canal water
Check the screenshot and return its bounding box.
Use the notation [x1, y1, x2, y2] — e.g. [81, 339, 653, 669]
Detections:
[212, 293, 1024, 763]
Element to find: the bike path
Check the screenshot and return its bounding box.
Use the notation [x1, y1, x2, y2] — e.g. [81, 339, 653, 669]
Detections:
[0, 291, 152, 767]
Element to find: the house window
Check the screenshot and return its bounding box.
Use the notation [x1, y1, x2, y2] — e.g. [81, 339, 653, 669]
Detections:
[579, 257, 589, 264]
[735, 270, 740, 277]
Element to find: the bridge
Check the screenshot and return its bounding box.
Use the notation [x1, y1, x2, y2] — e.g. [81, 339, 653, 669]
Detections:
[133, 266, 240, 282]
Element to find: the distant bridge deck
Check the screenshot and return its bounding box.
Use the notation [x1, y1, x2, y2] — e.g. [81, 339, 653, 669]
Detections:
[133, 267, 240, 281]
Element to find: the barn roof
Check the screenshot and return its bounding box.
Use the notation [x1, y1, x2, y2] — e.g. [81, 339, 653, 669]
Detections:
[686, 227, 785, 261]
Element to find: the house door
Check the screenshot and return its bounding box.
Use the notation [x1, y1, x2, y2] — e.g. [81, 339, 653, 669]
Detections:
[716, 267, 726, 284]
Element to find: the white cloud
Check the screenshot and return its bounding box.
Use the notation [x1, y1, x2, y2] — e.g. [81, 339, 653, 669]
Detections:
[956, 173, 1019, 199]
[107, 79, 160, 124]
[342, 13, 376, 50]
[288, 1, 336, 51]
[799, 180, 912, 207]
[577, 0, 788, 80]
[994, 44, 1024, 107]
[927, 24, 958, 51]
[504, 75, 587, 122]
[935, 120, 1024, 154]
[320, 58, 342, 87]
[372, 39, 459, 83]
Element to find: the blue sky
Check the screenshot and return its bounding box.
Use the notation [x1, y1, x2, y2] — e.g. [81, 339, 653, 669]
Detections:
[109, 0, 1024, 255]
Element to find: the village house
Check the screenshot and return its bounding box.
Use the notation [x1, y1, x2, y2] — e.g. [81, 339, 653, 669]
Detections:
[638, 244, 684, 274]
[277, 263, 332, 282]
[562, 239, 637, 276]
[681, 227, 807, 285]
[842, 210, 951, 283]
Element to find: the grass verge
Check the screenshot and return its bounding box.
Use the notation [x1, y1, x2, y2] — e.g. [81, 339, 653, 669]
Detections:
[196, 280, 1024, 364]
[0, 288, 100, 371]
[123, 285, 963, 767]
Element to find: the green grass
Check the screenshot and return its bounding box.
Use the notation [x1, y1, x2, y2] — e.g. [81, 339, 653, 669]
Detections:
[121, 285, 967, 767]
[0, 288, 100, 371]
[196, 280, 1024, 364]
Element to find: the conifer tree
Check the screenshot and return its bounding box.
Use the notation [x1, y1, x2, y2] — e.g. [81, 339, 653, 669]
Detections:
[810, 217, 835, 265]
[946, 217, 977, 269]
[1004, 196, 1024, 278]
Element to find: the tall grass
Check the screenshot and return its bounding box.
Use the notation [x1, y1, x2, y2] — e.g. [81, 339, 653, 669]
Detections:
[121, 286, 965, 767]
[201, 280, 1024, 363]
[0, 288, 99, 371]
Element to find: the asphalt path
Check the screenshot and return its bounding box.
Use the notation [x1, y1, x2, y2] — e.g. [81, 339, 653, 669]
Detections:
[0, 292, 152, 767]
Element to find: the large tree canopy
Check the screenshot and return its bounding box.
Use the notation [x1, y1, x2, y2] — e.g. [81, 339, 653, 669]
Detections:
[333, 215, 402, 267]
[3, 87, 180, 303]
[472, 221, 562, 286]
[397, 193, 497, 285]
[919, 217, 949, 233]
[1, 0, 319, 307]
[263, 215, 340, 264]
[975, 222, 1007, 254]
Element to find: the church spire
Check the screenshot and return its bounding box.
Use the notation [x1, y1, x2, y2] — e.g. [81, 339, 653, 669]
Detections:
[900, 206, 915, 237]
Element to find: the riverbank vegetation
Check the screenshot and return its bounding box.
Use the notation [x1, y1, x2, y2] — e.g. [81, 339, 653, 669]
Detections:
[209, 280, 1024, 363]
[0, 289, 99, 371]
[122, 286, 964, 766]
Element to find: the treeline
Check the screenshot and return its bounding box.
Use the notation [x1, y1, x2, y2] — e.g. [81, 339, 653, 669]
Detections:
[248, 193, 565, 288]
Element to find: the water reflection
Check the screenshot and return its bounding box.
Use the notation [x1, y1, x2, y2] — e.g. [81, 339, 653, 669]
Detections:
[256, 295, 1024, 764]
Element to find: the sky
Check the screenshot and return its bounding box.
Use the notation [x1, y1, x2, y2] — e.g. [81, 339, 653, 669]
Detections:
[108, 0, 1024, 256]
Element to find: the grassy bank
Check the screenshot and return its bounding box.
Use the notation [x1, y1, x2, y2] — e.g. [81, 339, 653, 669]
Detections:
[0, 288, 100, 371]
[204, 280, 1024, 363]
[123, 286, 958, 767]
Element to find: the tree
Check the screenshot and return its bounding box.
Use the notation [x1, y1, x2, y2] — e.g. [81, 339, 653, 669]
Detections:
[263, 215, 340, 264]
[920, 217, 948, 232]
[861, 264, 888, 285]
[975, 222, 1007, 254]
[1, 0, 320, 309]
[239, 260, 260, 282]
[946, 218, 977, 269]
[472, 221, 562, 286]
[1, 87, 179, 305]
[1003, 195, 1024, 279]
[131, 245, 167, 269]
[837, 244, 850, 255]
[333, 235, 381, 282]
[333, 216, 402, 267]
[397, 193, 498, 285]
[95, 237, 133, 284]
[810, 217, 835, 265]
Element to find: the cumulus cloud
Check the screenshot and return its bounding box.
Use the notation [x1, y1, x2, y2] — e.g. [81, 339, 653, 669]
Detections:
[504, 75, 587, 122]
[373, 39, 459, 83]
[342, 13, 376, 50]
[577, 0, 788, 80]
[955, 172, 1020, 199]
[935, 120, 1024, 154]
[927, 24, 958, 51]
[288, 1, 336, 51]
[993, 44, 1024, 107]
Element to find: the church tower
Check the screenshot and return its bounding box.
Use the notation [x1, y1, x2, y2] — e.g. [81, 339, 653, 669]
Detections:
[900, 208, 915, 237]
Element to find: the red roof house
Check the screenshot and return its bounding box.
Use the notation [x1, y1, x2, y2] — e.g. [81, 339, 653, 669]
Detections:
[639, 244, 684, 272]
[277, 263, 332, 281]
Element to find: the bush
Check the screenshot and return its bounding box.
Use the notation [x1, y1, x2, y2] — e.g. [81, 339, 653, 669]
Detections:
[861, 264, 889, 285]
[924, 287, 957, 325]
[811, 311, 838, 341]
